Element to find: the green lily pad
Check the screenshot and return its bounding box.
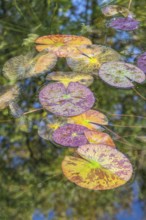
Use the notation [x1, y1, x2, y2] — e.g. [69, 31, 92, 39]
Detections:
[62, 144, 133, 190]
[99, 61, 145, 88]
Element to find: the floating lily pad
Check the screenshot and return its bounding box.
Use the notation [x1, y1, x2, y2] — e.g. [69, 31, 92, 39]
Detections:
[62, 144, 133, 190]
[38, 114, 67, 141]
[101, 5, 134, 17]
[84, 130, 115, 147]
[46, 71, 94, 87]
[66, 44, 121, 74]
[35, 35, 92, 57]
[137, 52, 146, 73]
[52, 124, 88, 147]
[68, 110, 108, 130]
[39, 82, 95, 117]
[99, 61, 145, 88]
[3, 51, 57, 81]
[0, 85, 20, 110]
[109, 17, 139, 31]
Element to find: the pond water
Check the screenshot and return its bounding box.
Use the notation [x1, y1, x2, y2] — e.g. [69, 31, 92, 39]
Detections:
[0, 0, 146, 219]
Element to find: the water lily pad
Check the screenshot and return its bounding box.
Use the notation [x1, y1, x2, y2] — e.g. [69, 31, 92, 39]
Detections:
[66, 44, 121, 74]
[62, 144, 133, 190]
[137, 52, 146, 73]
[0, 85, 20, 110]
[35, 35, 92, 57]
[46, 71, 94, 87]
[84, 130, 115, 147]
[52, 124, 88, 147]
[3, 51, 57, 81]
[39, 82, 95, 117]
[99, 61, 145, 88]
[38, 114, 67, 141]
[101, 5, 134, 17]
[67, 110, 108, 130]
[109, 17, 139, 31]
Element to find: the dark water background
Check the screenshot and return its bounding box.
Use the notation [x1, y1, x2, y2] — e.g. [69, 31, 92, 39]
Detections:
[0, 0, 146, 219]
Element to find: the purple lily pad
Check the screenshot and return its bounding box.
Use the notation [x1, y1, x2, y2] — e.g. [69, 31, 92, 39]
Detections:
[99, 61, 145, 88]
[109, 17, 139, 31]
[39, 82, 95, 117]
[52, 124, 88, 147]
[137, 52, 146, 73]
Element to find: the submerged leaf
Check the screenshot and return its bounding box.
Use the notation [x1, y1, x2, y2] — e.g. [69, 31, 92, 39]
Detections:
[137, 52, 146, 73]
[99, 61, 145, 88]
[66, 44, 121, 74]
[68, 110, 108, 130]
[9, 101, 24, 118]
[101, 5, 134, 17]
[35, 34, 92, 57]
[46, 71, 94, 87]
[3, 51, 57, 81]
[62, 144, 133, 190]
[52, 124, 88, 147]
[38, 114, 67, 141]
[39, 82, 95, 117]
[109, 17, 139, 31]
[0, 85, 20, 110]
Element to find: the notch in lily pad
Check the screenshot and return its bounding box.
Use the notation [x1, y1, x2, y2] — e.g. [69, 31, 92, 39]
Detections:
[99, 61, 145, 88]
[39, 82, 95, 117]
[62, 144, 133, 190]
[52, 124, 88, 147]
[35, 34, 92, 57]
[67, 109, 108, 130]
[66, 44, 122, 74]
[3, 51, 57, 81]
[109, 17, 139, 31]
[46, 71, 94, 87]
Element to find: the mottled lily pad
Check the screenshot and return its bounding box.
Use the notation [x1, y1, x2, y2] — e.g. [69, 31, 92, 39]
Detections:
[66, 44, 121, 74]
[62, 144, 133, 190]
[38, 114, 67, 141]
[0, 85, 20, 110]
[68, 110, 108, 130]
[46, 71, 94, 87]
[39, 82, 95, 117]
[109, 17, 139, 31]
[84, 130, 115, 147]
[52, 124, 88, 147]
[101, 5, 134, 17]
[99, 61, 145, 88]
[137, 52, 146, 73]
[3, 51, 57, 81]
[35, 35, 92, 57]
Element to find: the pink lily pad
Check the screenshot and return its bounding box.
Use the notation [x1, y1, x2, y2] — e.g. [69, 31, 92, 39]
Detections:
[52, 124, 88, 147]
[109, 17, 139, 31]
[137, 52, 146, 73]
[39, 82, 95, 117]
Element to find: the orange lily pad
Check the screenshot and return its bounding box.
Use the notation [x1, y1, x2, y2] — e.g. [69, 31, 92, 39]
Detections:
[62, 144, 133, 190]
[84, 130, 115, 147]
[46, 71, 94, 87]
[35, 35, 92, 57]
[66, 44, 121, 74]
[3, 51, 57, 81]
[67, 110, 108, 130]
